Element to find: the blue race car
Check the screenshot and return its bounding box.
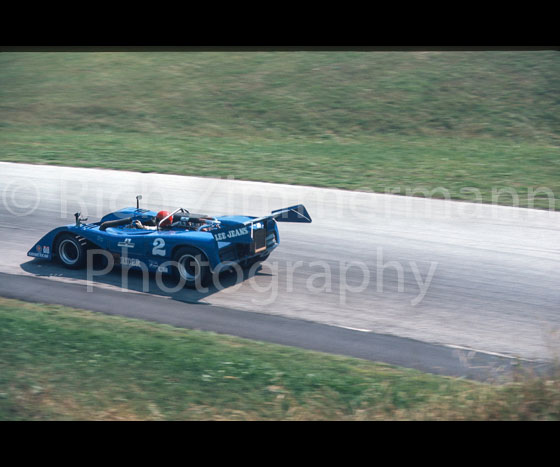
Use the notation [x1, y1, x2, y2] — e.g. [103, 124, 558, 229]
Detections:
[27, 195, 312, 287]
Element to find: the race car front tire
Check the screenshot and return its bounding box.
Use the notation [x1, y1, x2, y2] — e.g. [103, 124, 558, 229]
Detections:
[172, 246, 211, 288]
[54, 233, 87, 269]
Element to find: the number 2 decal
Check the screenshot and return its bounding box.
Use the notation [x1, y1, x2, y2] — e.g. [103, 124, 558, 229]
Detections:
[152, 238, 166, 256]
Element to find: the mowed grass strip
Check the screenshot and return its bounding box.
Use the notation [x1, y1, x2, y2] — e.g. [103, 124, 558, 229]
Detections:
[0, 52, 559, 209]
[1, 131, 558, 209]
[1, 297, 559, 421]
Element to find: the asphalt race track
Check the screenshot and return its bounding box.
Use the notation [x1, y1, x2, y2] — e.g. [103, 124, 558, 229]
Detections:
[1, 162, 559, 379]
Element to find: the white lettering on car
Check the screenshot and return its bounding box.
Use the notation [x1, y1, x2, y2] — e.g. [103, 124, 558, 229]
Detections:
[117, 238, 135, 248]
[152, 238, 166, 256]
[121, 257, 141, 266]
[213, 227, 249, 242]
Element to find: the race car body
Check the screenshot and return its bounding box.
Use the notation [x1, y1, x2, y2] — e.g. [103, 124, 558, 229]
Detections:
[27, 198, 311, 287]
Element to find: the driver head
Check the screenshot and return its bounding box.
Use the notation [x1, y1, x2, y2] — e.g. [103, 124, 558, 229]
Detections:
[156, 210, 173, 227]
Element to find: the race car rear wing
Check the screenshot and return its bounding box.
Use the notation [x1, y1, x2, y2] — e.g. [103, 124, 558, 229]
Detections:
[212, 204, 311, 245]
[248, 204, 312, 225]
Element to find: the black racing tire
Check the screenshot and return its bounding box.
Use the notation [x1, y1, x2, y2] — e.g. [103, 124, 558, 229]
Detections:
[172, 246, 211, 288]
[54, 233, 88, 269]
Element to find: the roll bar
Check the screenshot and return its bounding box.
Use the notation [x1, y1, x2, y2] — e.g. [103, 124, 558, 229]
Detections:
[157, 207, 190, 230]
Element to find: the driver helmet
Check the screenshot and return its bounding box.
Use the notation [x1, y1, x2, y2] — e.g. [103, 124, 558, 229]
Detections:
[156, 210, 173, 227]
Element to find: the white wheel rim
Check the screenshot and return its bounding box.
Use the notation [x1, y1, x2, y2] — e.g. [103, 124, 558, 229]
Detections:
[59, 239, 79, 265]
[178, 254, 200, 281]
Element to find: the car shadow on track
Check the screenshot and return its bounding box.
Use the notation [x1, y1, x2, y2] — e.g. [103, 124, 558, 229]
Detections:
[20, 258, 270, 305]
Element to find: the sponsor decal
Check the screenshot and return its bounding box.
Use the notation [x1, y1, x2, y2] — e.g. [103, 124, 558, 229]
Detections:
[213, 226, 249, 242]
[148, 259, 169, 273]
[117, 238, 135, 248]
[30, 245, 49, 258]
[120, 257, 141, 267]
[29, 252, 49, 259]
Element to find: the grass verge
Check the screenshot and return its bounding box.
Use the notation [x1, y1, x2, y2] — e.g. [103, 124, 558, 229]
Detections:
[1, 297, 559, 420]
[1, 52, 559, 210]
[2, 131, 559, 210]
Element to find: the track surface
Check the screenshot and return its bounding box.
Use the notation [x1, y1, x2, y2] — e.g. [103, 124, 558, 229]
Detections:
[1, 162, 559, 374]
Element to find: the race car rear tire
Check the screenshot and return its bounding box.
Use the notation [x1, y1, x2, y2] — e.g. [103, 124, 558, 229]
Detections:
[172, 246, 211, 288]
[54, 233, 87, 269]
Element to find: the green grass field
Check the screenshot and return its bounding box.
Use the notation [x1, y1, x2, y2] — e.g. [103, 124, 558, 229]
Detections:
[1, 297, 559, 421]
[1, 51, 559, 209]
